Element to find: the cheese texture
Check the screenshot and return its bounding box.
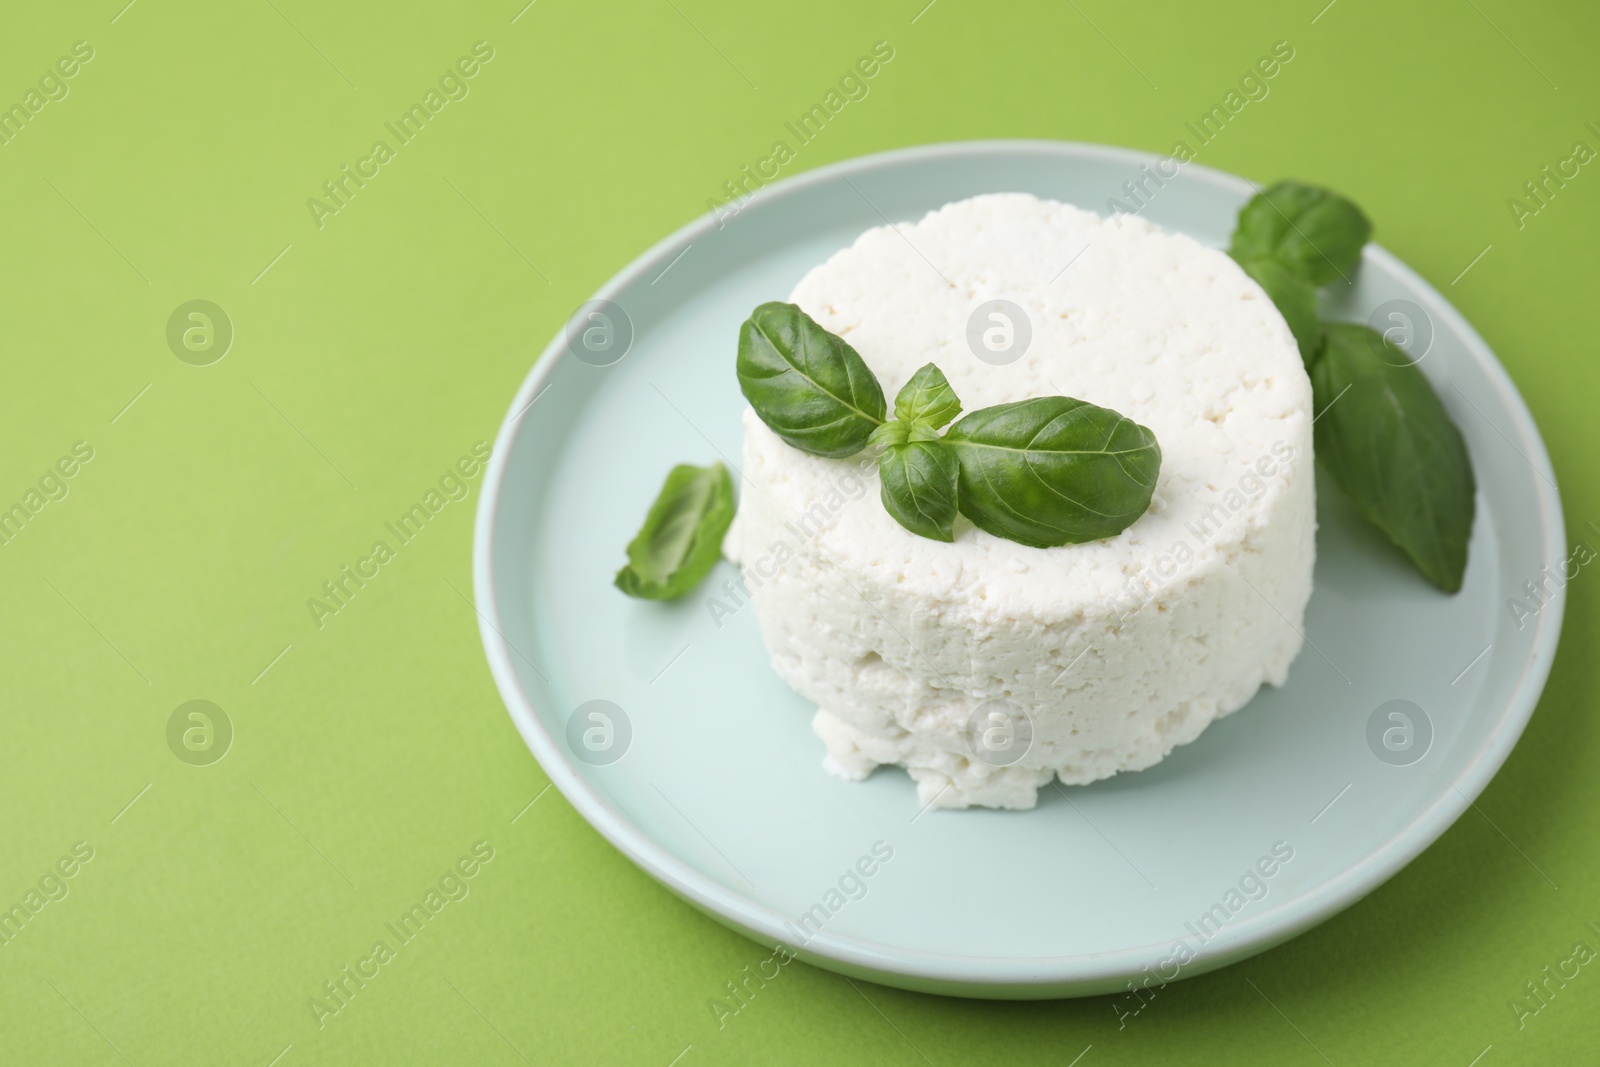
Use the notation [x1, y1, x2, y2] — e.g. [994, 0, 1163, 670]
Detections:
[723, 194, 1315, 810]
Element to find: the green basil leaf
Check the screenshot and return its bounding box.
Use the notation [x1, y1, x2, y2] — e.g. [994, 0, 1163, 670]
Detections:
[943, 397, 1161, 548]
[893, 362, 962, 429]
[737, 301, 886, 457]
[1229, 180, 1372, 287]
[1234, 255, 1322, 368]
[614, 462, 736, 600]
[868, 420, 910, 449]
[879, 438, 960, 542]
[1312, 324, 1475, 592]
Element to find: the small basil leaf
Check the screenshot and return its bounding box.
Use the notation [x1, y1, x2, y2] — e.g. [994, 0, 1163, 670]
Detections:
[1228, 180, 1372, 287]
[868, 420, 910, 449]
[943, 397, 1161, 548]
[893, 362, 962, 429]
[737, 301, 886, 458]
[1235, 255, 1322, 368]
[615, 462, 736, 600]
[879, 438, 960, 542]
[1312, 324, 1475, 593]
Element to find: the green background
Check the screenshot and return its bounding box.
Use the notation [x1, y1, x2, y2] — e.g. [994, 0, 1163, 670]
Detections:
[3, 0, 1596, 1062]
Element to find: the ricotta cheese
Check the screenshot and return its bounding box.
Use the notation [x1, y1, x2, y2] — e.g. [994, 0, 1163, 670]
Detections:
[724, 193, 1315, 809]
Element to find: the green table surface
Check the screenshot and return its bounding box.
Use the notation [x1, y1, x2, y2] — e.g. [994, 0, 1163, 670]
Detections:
[3, 0, 1596, 1062]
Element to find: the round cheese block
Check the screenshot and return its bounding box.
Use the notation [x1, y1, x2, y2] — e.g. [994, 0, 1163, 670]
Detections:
[723, 193, 1315, 809]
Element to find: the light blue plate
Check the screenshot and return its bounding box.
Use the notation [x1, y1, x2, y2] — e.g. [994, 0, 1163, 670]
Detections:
[472, 141, 1565, 998]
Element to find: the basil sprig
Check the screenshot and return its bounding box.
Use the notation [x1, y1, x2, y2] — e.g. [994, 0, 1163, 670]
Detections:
[614, 462, 735, 599]
[1228, 180, 1475, 592]
[740, 305, 1161, 548]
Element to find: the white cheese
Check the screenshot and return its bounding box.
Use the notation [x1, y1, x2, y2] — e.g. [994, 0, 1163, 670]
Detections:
[724, 193, 1315, 809]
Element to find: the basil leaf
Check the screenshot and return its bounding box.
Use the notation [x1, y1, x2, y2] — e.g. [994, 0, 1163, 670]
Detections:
[1234, 255, 1322, 368]
[1229, 181, 1372, 287]
[1312, 324, 1475, 592]
[879, 438, 960, 542]
[737, 301, 886, 457]
[614, 462, 736, 600]
[893, 362, 962, 429]
[868, 420, 910, 449]
[943, 397, 1161, 547]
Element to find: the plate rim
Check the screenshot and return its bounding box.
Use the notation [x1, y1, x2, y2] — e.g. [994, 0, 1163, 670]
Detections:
[472, 139, 1568, 995]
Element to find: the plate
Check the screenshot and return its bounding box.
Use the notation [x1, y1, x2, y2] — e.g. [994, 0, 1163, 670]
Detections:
[472, 141, 1565, 998]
